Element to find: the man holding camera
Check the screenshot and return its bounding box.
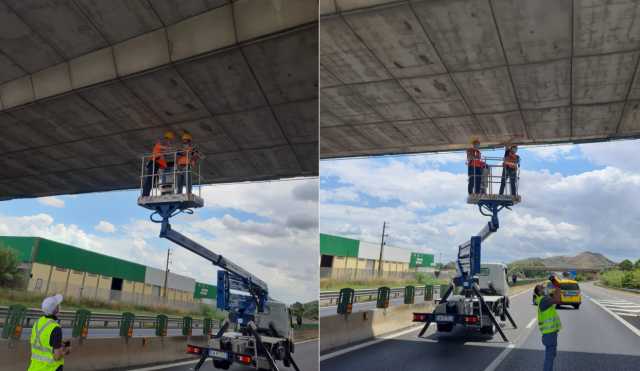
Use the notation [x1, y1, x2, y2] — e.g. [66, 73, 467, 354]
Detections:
[534, 276, 563, 371]
[28, 294, 71, 371]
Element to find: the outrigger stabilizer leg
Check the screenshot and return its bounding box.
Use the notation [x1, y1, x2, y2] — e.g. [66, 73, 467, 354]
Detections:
[247, 322, 280, 371]
[193, 320, 231, 371]
[418, 283, 454, 338]
[472, 284, 508, 342]
[505, 308, 517, 329]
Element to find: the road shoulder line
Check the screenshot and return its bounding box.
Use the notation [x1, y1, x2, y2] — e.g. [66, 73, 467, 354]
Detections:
[590, 297, 640, 337]
[320, 325, 422, 362]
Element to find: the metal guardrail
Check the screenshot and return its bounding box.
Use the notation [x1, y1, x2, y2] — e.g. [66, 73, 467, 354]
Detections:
[0, 306, 215, 331]
[320, 278, 540, 307]
[320, 286, 427, 307]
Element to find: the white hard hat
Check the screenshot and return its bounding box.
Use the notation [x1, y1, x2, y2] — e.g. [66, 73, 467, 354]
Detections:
[42, 294, 63, 315]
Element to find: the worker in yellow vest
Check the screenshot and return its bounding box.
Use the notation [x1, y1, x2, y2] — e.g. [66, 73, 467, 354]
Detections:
[534, 277, 562, 371]
[28, 294, 70, 371]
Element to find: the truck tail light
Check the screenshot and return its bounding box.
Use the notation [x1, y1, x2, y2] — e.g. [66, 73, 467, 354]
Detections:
[413, 313, 427, 322]
[464, 315, 479, 324]
[186, 345, 201, 354]
[237, 354, 252, 364]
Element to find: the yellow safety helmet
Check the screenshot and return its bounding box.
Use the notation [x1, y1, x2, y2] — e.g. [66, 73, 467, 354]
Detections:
[181, 131, 192, 141]
[470, 137, 480, 145]
[164, 130, 175, 140]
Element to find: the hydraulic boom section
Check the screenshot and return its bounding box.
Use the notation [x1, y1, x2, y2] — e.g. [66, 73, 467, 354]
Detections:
[159, 221, 268, 321]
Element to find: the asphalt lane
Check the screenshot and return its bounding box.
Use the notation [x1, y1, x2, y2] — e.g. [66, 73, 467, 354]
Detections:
[135, 339, 319, 371]
[495, 282, 640, 371]
[321, 283, 640, 371]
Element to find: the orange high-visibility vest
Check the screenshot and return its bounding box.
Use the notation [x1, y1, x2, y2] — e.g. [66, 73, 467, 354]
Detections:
[152, 142, 168, 169]
[504, 152, 519, 169]
[466, 148, 485, 168]
[177, 144, 196, 166]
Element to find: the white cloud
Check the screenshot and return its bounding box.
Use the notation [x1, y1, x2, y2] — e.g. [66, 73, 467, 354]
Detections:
[320, 143, 640, 264]
[578, 139, 640, 172]
[0, 178, 319, 304]
[94, 220, 116, 233]
[524, 144, 576, 162]
[37, 197, 65, 208]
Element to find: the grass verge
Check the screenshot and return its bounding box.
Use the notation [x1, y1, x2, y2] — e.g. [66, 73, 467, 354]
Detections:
[0, 287, 224, 319]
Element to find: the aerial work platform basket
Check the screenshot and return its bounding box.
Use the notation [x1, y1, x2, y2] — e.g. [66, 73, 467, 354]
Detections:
[467, 156, 521, 208]
[137, 150, 204, 213]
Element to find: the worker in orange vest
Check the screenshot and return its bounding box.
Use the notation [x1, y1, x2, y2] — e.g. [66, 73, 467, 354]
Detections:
[176, 131, 199, 194]
[142, 131, 175, 197]
[466, 138, 485, 194]
[499, 144, 520, 196]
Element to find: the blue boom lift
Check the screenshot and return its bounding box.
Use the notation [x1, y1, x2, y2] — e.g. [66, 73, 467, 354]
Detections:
[413, 156, 520, 341]
[138, 151, 299, 370]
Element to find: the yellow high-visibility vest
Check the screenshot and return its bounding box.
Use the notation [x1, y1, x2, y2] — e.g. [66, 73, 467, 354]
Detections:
[28, 316, 64, 371]
[536, 296, 562, 334]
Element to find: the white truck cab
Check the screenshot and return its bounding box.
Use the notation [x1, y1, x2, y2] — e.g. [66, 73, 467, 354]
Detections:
[478, 263, 509, 297]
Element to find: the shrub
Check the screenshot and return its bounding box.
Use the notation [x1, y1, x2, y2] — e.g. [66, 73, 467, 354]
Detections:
[0, 248, 22, 288]
[601, 269, 625, 288]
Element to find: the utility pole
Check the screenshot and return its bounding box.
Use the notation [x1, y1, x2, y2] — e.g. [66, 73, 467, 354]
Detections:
[163, 248, 171, 299]
[378, 222, 389, 277]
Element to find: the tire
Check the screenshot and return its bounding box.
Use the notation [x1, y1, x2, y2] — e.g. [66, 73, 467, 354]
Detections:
[481, 324, 495, 335]
[573, 304, 580, 309]
[212, 360, 231, 370]
[437, 323, 453, 332]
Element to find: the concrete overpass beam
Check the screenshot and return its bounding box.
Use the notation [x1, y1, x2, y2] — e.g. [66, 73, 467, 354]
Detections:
[0, 1, 317, 112]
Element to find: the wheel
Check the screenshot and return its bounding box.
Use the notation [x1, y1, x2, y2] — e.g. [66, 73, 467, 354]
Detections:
[481, 324, 495, 335]
[437, 323, 453, 332]
[573, 304, 580, 309]
[212, 360, 231, 370]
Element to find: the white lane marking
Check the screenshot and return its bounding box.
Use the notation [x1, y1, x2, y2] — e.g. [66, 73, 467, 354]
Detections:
[590, 298, 640, 337]
[593, 297, 640, 316]
[599, 301, 639, 305]
[320, 325, 423, 361]
[295, 338, 319, 345]
[483, 290, 540, 371]
[128, 359, 199, 371]
[482, 343, 515, 371]
[510, 288, 534, 299]
[526, 317, 536, 329]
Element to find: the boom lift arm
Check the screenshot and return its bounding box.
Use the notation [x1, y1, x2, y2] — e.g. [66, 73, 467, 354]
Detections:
[137, 151, 299, 371]
[159, 220, 268, 317]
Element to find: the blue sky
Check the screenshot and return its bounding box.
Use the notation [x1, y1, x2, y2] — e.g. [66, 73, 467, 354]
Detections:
[320, 140, 640, 265]
[0, 179, 319, 304]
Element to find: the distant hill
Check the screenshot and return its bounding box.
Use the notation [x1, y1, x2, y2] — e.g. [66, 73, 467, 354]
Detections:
[510, 251, 616, 269]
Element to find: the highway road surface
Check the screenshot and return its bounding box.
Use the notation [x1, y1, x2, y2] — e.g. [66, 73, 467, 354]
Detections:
[128, 339, 319, 371]
[321, 282, 640, 371]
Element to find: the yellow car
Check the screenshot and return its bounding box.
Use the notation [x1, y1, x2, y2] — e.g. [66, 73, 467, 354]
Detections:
[532, 279, 582, 309]
[551, 279, 582, 309]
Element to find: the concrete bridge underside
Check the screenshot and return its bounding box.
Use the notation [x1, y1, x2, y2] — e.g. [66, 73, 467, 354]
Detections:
[320, 0, 640, 158]
[0, 0, 318, 200]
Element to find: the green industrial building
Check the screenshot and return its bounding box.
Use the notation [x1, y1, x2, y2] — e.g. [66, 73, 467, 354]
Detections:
[0, 236, 216, 305]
